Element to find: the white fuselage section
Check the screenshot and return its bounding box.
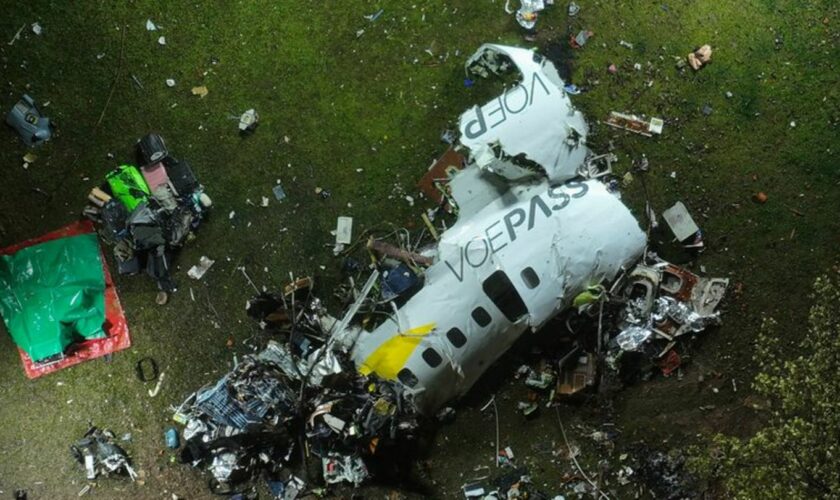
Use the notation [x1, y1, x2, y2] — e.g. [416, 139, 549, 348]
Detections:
[351, 177, 646, 413]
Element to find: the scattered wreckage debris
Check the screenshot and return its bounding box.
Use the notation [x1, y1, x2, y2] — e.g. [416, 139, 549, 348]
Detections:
[604, 112, 664, 137]
[514, 256, 726, 409]
[135, 357, 159, 382]
[5, 94, 52, 146]
[82, 133, 212, 301]
[173, 336, 417, 493]
[662, 201, 705, 250]
[608, 259, 727, 371]
[462, 466, 547, 499]
[168, 44, 728, 494]
[335, 216, 353, 246]
[70, 426, 137, 481]
[579, 152, 617, 180]
[238, 108, 259, 132]
[367, 238, 434, 268]
[273, 184, 287, 201]
[687, 44, 712, 71]
[417, 146, 465, 211]
[187, 256, 215, 280]
[632, 445, 698, 498]
[570, 30, 593, 49]
[504, 0, 551, 32]
[191, 85, 209, 98]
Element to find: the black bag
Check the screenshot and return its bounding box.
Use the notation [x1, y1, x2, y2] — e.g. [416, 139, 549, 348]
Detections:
[100, 200, 129, 240]
[163, 157, 199, 195]
[138, 133, 169, 165]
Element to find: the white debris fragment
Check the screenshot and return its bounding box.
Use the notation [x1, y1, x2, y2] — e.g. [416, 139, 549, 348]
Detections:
[165, 78, 176, 87]
[31, 22, 42, 36]
[229, 210, 235, 220]
[187, 256, 215, 280]
[8, 23, 25, 45]
[662, 201, 700, 241]
[145, 19, 157, 31]
[23, 152, 37, 165]
[789, 120, 796, 128]
[158, 36, 166, 46]
[335, 216, 353, 245]
[148, 371, 166, 397]
[405, 195, 415, 206]
[238, 109, 259, 131]
[260, 196, 269, 207]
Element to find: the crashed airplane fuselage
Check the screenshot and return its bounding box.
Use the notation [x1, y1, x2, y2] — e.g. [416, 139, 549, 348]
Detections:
[348, 45, 646, 414]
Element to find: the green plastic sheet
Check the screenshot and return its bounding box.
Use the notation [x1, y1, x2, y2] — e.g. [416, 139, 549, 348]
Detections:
[0, 233, 106, 361]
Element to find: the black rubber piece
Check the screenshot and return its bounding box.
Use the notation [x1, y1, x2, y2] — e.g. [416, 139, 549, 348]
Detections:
[135, 357, 159, 382]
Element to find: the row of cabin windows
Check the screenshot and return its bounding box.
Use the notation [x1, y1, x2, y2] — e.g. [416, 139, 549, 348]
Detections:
[397, 267, 540, 388]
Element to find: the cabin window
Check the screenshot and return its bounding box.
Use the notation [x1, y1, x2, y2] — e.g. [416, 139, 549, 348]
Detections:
[471, 306, 492, 327]
[397, 368, 419, 388]
[446, 327, 467, 348]
[422, 348, 442, 367]
[521, 267, 540, 289]
[482, 270, 528, 322]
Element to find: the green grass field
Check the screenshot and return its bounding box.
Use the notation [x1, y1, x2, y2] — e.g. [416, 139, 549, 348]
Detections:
[0, 1, 838, 498]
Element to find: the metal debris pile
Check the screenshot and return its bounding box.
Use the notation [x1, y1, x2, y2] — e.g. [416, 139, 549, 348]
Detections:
[514, 255, 728, 412]
[608, 258, 728, 371]
[70, 426, 137, 482]
[172, 279, 420, 495]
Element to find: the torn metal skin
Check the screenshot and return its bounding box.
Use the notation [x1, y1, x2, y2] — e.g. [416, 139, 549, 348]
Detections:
[458, 44, 589, 185]
[612, 260, 728, 358]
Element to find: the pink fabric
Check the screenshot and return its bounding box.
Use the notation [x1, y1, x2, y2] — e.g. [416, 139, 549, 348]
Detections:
[141, 162, 171, 190]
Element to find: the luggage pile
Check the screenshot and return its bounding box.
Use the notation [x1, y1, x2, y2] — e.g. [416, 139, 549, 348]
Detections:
[83, 133, 211, 299]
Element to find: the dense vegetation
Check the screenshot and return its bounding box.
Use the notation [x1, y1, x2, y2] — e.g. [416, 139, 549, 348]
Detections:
[694, 270, 840, 498]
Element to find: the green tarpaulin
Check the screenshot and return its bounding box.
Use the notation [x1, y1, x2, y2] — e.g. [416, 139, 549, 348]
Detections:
[0, 233, 106, 361]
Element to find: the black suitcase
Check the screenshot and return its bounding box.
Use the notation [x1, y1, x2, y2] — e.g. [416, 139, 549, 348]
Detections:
[162, 157, 199, 195]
